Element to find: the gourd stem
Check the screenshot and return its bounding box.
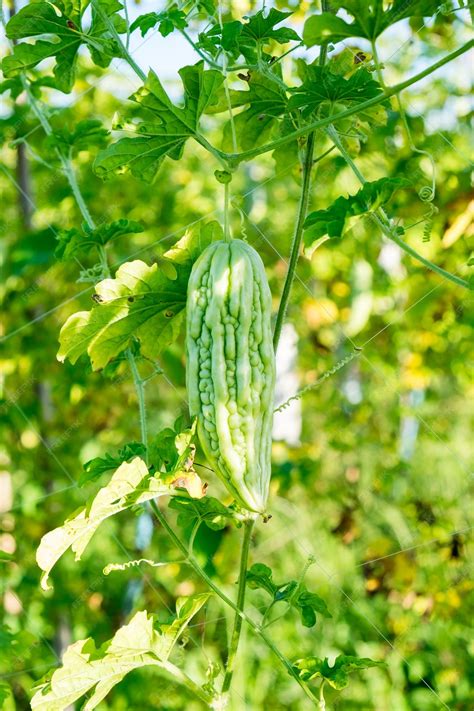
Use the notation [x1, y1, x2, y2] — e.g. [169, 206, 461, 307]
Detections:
[224, 181, 231, 242]
[21, 78, 96, 231]
[149, 501, 319, 704]
[272, 130, 315, 350]
[221, 517, 255, 694]
[326, 125, 469, 289]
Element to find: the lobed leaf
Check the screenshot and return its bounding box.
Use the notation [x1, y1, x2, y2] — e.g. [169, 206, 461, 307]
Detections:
[288, 66, 383, 118]
[57, 259, 189, 369]
[197, 8, 300, 63]
[304, 177, 411, 249]
[247, 563, 331, 627]
[293, 653, 385, 689]
[31, 595, 211, 710]
[55, 219, 143, 261]
[37, 457, 205, 590]
[36, 457, 172, 589]
[3, 0, 128, 93]
[169, 496, 235, 531]
[303, 1, 441, 46]
[94, 62, 223, 182]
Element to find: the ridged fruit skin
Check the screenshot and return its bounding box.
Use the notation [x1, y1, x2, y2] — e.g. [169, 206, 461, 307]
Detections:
[186, 239, 275, 513]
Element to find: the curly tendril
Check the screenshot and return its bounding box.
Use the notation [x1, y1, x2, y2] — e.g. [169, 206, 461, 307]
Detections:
[418, 179, 438, 243]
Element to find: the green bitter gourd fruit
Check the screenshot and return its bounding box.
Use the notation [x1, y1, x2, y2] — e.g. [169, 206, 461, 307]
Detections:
[186, 239, 275, 513]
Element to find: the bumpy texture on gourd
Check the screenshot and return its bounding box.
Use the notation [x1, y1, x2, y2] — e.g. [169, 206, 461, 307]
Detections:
[186, 239, 275, 513]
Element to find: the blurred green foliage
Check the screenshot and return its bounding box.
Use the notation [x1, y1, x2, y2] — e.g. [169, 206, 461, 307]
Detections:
[1, 2, 473, 709]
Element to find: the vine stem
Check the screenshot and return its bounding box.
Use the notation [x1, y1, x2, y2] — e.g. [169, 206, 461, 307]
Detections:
[272, 29, 330, 351]
[62, 151, 96, 228]
[221, 517, 255, 695]
[127, 349, 148, 455]
[149, 500, 319, 704]
[91, 0, 146, 82]
[325, 125, 469, 290]
[273, 131, 315, 350]
[319, 680, 326, 710]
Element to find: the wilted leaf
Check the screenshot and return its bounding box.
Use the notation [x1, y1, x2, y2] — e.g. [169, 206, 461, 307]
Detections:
[36, 457, 195, 590]
[31, 596, 211, 710]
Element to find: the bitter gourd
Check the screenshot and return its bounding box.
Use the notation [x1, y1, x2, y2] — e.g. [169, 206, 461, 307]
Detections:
[186, 239, 275, 513]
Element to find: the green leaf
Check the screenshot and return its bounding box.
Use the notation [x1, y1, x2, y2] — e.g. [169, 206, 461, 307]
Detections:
[46, 119, 109, 155]
[80, 441, 147, 485]
[148, 419, 203, 494]
[169, 496, 235, 531]
[247, 563, 331, 627]
[198, 9, 299, 64]
[240, 9, 300, 52]
[94, 62, 223, 182]
[303, 13, 360, 48]
[197, 21, 243, 61]
[3, 0, 128, 93]
[247, 563, 278, 596]
[57, 258, 188, 370]
[0, 682, 11, 706]
[222, 71, 288, 152]
[30, 595, 211, 710]
[130, 7, 188, 38]
[293, 654, 385, 689]
[3, 1, 82, 93]
[36, 457, 175, 589]
[55, 219, 143, 260]
[0, 76, 24, 99]
[293, 585, 332, 628]
[288, 67, 383, 118]
[87, 0, 127, 68]
[304, 177, 410, 247]
[303, 1, 441, 45]
[162, 220, 223, 265]
[149, 420, 194, 471]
